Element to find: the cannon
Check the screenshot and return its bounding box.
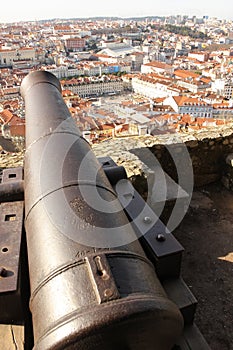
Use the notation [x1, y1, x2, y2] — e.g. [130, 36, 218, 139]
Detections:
[0, 71, 210, 349]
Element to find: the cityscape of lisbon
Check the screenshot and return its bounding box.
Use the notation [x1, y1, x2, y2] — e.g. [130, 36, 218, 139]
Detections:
[1, 15, 233, 144]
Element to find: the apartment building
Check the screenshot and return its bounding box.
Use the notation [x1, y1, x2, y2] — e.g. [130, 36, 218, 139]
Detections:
[224, 81, 233, 100]
[176, 79, 211, 93]
[174, 69, 212, 93]
[141, 61, 174, 75]
[65, 38, 86, 52]
[131, 52, 144, 71]
[212, 104, 233, 119]
[188, 51, 210, 62]
[211, 78, 233, 99]
[61, 78, 124, 98]
[164, 95, 213, 117]
[0, 48, 35, 66]
[46, 65, 84, 79]
[46, 61, 131, 79]
[131, 74, 180, 99]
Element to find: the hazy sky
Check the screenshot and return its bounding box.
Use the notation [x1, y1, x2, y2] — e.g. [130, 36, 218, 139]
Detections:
[1, 0, 233, 23]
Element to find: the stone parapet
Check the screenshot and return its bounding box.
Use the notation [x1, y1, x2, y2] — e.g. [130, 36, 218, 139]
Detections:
[92, 125, 233, 188]
[1, 125, 233, 190]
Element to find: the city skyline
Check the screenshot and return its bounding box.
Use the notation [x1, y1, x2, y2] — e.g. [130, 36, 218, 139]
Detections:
[0, 0, 233, 23]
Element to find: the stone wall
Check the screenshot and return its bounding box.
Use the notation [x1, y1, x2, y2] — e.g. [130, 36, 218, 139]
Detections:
[92, 125, 233, 191]
[1, 125, 233, 192]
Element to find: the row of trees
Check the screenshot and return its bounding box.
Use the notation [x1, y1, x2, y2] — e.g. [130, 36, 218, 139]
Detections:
[158, 24, 209, 40]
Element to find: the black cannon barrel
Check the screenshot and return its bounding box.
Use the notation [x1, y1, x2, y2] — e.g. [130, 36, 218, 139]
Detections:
[20, 70, 183, 350]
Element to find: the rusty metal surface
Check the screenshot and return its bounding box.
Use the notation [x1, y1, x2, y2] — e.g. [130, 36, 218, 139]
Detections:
[0, 201, 24, 324]
[0, 201, 24, 293]
[0, 167, 24, 202]
[0, 181, 24, 202]
[86, 253, 120, 304]
[2, 167, 23, 184]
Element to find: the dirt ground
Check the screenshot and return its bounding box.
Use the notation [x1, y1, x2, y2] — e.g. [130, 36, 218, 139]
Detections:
[174, 182, 233, 350]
